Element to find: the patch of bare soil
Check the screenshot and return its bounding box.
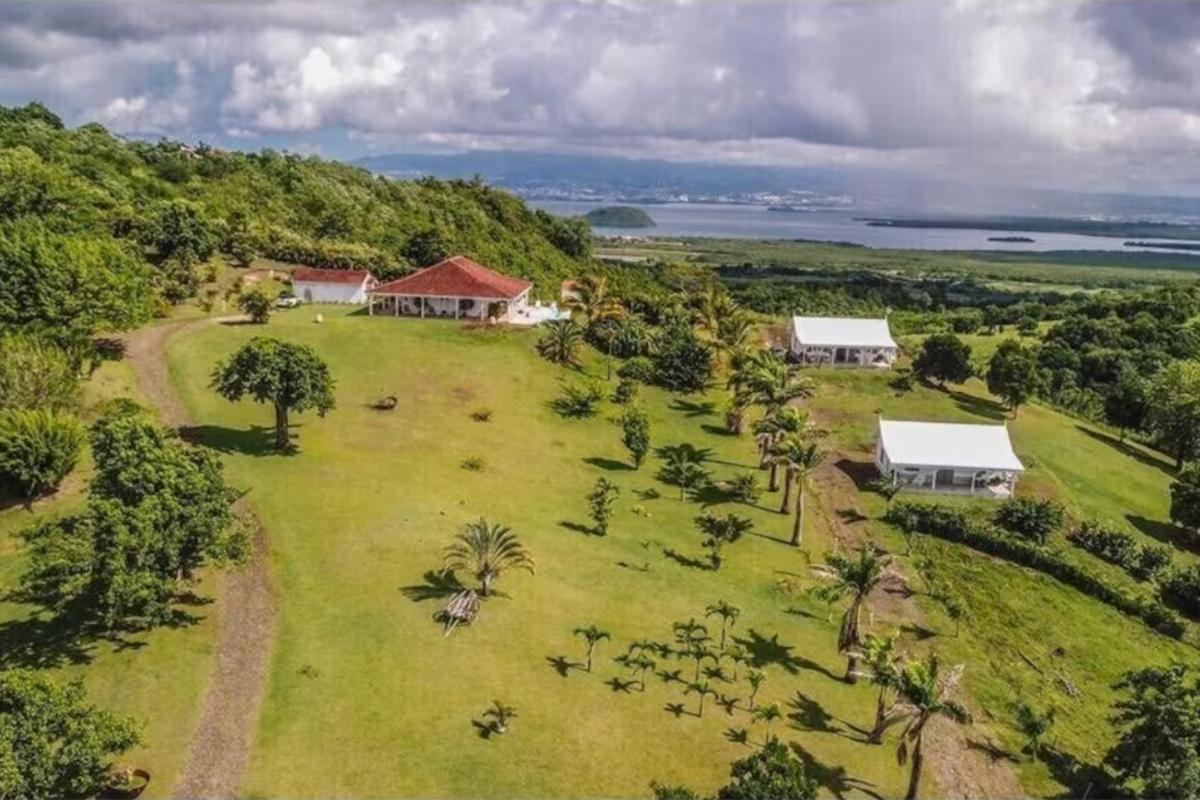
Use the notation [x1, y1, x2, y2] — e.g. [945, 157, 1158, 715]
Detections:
[811, 443, 1024, 799]
[123, 318, 278, 799]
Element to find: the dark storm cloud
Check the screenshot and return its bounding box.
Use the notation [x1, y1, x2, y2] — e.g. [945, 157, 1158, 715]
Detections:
[0, 1, 1197, 192]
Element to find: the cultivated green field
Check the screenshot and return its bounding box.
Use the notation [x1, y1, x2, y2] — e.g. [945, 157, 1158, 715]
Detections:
[159, 306, 1194, 798]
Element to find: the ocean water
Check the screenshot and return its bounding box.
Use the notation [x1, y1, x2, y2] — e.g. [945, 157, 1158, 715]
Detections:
[530, 200, 1200, 254]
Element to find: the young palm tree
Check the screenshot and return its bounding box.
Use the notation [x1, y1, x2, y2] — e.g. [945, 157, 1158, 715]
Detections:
[536, 318, 585, 367]
[752, 702, 782, 740]
[443, 519, 534, 597]
[660, 450, 711, 500]
[746, 668, 767, 710]
[724, 387, 753, 435]
[725, 643, 750, 681]
[566, 274, 623, 328]
[705, 600, 742, 651]
[812, 547, 893, 682]
[862, 634, 903, 744]
[672, 618, 710, 662]
[891, 655, 972, 800]
[686, 679, 718, 717]
[696, 513, 753, 570]
[483, 700, 518, 734]
[787, 439, 826, 546]
[716, 312, 755, 356]
[628, 653, 657, 691]
[1014, 702, 1055, 762]
[574, 624, 611, 672]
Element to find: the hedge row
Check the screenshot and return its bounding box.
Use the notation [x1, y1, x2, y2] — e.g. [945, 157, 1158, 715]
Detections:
[885, 502, 1186, 640]
[1067, 520, 1173, 582]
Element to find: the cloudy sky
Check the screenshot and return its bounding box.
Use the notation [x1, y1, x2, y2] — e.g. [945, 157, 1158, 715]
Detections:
[2, 0, 1199, 194]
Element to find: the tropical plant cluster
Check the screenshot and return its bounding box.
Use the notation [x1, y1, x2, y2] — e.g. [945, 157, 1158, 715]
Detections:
[1067, 520, 1173, 582]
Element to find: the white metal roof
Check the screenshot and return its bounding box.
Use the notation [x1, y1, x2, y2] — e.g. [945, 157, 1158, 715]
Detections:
[878, 419, 1025, 472]
[791, 316, 897, 349]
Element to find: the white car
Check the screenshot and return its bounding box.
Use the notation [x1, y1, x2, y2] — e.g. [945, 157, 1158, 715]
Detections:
[274, 294, 302, 309]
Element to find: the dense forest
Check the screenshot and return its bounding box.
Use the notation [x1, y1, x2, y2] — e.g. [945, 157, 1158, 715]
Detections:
[0, 102, 591, 344]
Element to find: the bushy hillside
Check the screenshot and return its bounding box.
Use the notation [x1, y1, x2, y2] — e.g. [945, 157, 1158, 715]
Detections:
[0, 102, 590, 341]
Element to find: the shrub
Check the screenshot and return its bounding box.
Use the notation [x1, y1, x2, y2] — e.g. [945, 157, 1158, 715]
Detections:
[729, 473, 761, 504]
[887, 502, 1185, 638]
[0, 409, 84, 498]
[0, 334, 79, 411]
[470, 408, 493, 422]
[617, 356, 655, 383]
[1068, 520, 1173, 581]
[1161, 564, 1200, 618]
[610, 315, 656, 358]
[553, 379, 604, 418]
[994, 497, 1065, 545]
[239, 289, 271, 324]
[618, 405, 651, 468]
[461, 456, 486, 472]
[1170, 462, 1200, 538]
[611, 378, 638, 405]
[653, 319, 712, 393]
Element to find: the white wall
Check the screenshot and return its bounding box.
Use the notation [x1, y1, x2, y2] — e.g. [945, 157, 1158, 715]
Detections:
[294, 281, 367, 304]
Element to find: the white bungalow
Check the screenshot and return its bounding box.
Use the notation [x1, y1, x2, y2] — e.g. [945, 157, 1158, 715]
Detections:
[291, 267, 377, 304]
[367, 255, 532, 321]
[790, 316, 898, 368]
[875, 418, 1024, 498]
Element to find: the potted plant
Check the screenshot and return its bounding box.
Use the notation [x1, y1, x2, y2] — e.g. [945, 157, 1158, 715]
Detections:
[104, 767, 151, 799]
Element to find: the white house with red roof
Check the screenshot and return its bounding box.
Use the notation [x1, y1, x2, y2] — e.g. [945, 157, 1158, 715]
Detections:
[367, 255, 534, 321]
[291, 267, 377, 304]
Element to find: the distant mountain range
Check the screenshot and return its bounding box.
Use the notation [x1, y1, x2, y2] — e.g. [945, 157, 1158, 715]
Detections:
[353, 149, 1200, 221]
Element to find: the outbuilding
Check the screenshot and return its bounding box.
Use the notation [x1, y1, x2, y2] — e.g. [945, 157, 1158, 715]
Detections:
[368, 255, 532, 321]
[291, 267, 377, 304]
[874, 417, 1024, 497]
[790, 316, 898, 368]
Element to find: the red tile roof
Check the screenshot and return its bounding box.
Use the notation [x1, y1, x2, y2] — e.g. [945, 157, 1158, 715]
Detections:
[292, 267, 374, 285]
[370, 255, 532, 300]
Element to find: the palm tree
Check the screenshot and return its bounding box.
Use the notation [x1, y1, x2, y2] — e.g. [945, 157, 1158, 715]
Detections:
[812, 547, 893, 682]
[705, 600, 741, 651]
[892, 655, 972, 800]
[688, 643, 717, 681]
[536, 318, 585, 367]
[724, 387, 753, 435]
[443, 519, 534, 597]
[769, 431, 812, 514]
[1015, 702, 1055, 762]
[672, 619, 710, 665]
[660, 450, 711, 500]
[862, 634, 903, 744]
[483, 700, 518, 734]
[566, 274, 623, 328]
[787, 439, 826, 546]
[753, 406, 808, 489]
[686, 679, 718, 717]
[752, 702, 782, 740]
[628, 653, 657, 691]
[746, 668, 766, 710]
[725, 643, 750, 681]
[574, 624, 611, 672]
[746, 350, 815, 413]
[716, 312, 755, 356]
[696, 513, 753, 570]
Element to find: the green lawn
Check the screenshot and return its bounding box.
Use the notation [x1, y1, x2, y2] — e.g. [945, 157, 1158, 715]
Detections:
[164, 306, 1195, 798]
[0, 357, 221, 799]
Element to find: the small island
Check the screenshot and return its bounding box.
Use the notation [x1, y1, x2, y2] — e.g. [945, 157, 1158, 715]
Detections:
[582, 206, 656, 228]
[988, 236, 1035, 243]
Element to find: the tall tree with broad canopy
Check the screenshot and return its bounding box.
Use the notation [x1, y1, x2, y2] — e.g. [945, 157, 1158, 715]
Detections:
[211, 337, 336, 450]
[0, 670, 140, 799]
[1106, 663, 1200, 798]
[912, 333, 973, 387]
[1171, 462, 1200, 539]
[716, 736, 818, 800]
[986, 340, 1041, 416]
[1148, 361, 1200, 469]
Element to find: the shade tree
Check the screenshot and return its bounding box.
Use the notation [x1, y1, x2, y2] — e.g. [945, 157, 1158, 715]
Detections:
[986, 340, 1041, 415]
[912, 333, 973, 387]
[1106, 664, 1200, 798]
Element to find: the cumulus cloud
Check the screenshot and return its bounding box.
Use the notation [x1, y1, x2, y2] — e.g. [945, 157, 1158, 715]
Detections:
[0, 0, 1198, 192]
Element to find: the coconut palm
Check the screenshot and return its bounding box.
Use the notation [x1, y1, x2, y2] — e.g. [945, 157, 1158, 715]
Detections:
[753, 406, 808, 488]
[705, 600, 742, 651]
[686, 679, 718, 717]
[746, 668, 767, 710]
[786, 439, 826, 546]
[812, 547, 893, 682]
[752, 702, 782, 739]
[746, 350, 815, 413]
[443, 519, 534, 597]
[574, 624, 611, 672]
[891, 655, 972, 800]
[862, 634, 903, 744]
[483, 700, 517, 734]
[536, 318, 585, 367]
[770, 431, 816, 514]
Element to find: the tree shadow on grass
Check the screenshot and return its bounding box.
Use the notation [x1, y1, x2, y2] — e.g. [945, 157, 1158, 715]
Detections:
[582, 456, 634, 472]
[788, 692, 872, 742]
[471, 719, 498, 739]
[965, 736, 1019, 765]
[606, 677, 637, 693]
[664, 701, 695, 718]
[1041, 746, 1114, 800]
[179, 424, 283, 457]
[690, 482, 736, 509]
[834, 459, 878, 491]
[559, 520, 597, 537]
[950, 390, 1008, 422]
[669, 398, 718, 418]
[400, 570, 465, 603]
[1076, 426, 1175, 477]
[545, 655, 583, 677]
[662, 548, 712, 571]
[789, 742, 885, 800]
[734, 629, 840, 681]
[1127, 514, 1199, 554]
[700, 423, 738, 437]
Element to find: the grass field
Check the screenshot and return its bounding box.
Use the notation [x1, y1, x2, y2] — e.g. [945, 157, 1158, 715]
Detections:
[160, 306, 1195, 798]
[0, 356, 221, 799]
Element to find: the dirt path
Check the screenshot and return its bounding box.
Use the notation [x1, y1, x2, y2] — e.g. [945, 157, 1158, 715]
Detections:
[123, 319, 277, 799]
[810, 438, 1024, 799]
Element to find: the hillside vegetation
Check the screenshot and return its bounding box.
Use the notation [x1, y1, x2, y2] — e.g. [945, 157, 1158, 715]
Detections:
[0, 102, 590, 343]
